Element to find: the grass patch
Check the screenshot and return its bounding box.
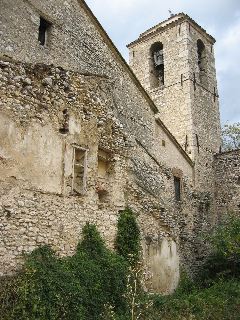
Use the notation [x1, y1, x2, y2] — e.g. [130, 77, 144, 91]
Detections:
[150, 278, 240, 320]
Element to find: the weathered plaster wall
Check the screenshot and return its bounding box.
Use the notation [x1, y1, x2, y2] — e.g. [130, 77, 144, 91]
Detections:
[128, 141, 213, 278]
[154, 120, 193, 178]
[143, 239, 180, 295]
[214, 150, 240, 218]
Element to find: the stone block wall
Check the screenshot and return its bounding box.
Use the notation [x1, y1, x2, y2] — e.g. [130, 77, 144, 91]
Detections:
[214, 150, 240, 218]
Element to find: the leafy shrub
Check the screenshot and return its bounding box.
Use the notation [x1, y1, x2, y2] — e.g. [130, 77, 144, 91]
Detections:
[221, 122, 240, 151]
[1, 215, 239, 320]
[0, 223, 128, 320]
[115, 208, 141, 265]
[148, 215, 240, 320]
[150, 278, 240, 320]
[200, 215, 240, 283]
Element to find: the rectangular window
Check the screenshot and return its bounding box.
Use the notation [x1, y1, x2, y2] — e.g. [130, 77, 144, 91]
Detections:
[72, 147, 87, 194]
[38, 16, 51, 46]
[174, 176, 181, 201]
[97, 150, 110, 202]
[98, 150, 109, 179]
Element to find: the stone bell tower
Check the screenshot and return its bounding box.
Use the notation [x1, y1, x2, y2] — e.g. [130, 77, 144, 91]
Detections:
[127, 13, 221, 190]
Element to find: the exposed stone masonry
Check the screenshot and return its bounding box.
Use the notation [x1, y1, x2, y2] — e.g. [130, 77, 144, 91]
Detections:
[0, 58, 199, 293]
[214, 150, 240, 218]
[0, 0, 239, 294]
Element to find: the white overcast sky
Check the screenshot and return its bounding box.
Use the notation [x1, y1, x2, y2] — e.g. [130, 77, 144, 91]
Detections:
[85, 0, 240, 125]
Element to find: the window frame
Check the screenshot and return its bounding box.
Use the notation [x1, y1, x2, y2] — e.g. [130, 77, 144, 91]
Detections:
[72, 146, 88, 195]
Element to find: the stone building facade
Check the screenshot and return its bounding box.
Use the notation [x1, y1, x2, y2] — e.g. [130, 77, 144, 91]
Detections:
[0, 0, 239, 294]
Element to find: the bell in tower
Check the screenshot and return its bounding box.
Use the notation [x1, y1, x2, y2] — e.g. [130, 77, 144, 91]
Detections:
[151, 42, 164, 87]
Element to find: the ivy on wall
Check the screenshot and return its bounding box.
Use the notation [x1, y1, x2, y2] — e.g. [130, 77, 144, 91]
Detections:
[0, 209, 143, 319]
[0, 223, 128, 320]
[115, 208, 141, 265]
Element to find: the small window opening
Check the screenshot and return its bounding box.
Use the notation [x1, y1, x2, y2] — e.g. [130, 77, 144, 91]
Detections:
[38, 17, 51, 46]
[174, 176, 181, 201]
[98, 189, 108, 203]
[197, 39, 206, 71]
[150, 42, 164, 88]
[162, 139, 166, 147]
[97, 150, 110, 202]
[72, 148, 87, 194]
[98, 152, 109, 179]
[193, 72, 196, 90]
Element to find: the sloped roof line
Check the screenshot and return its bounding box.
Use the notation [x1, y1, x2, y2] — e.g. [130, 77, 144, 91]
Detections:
[78, 0, 193, 167]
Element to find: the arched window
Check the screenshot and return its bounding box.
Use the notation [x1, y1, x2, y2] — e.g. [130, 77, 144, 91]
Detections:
[197, 39, 206, 72]
[150, 42, 164, 88]
[197, 39, 207, 84]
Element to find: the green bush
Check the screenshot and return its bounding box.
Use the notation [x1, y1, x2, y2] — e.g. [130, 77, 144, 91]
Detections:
[1, 214, 239, 320]
[150, 278, 240, 320]
[200, 215, 240, 283]
[148, 215, 240, 320]
[115, 208, 141, 265]
[0, 223, 128, 320]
